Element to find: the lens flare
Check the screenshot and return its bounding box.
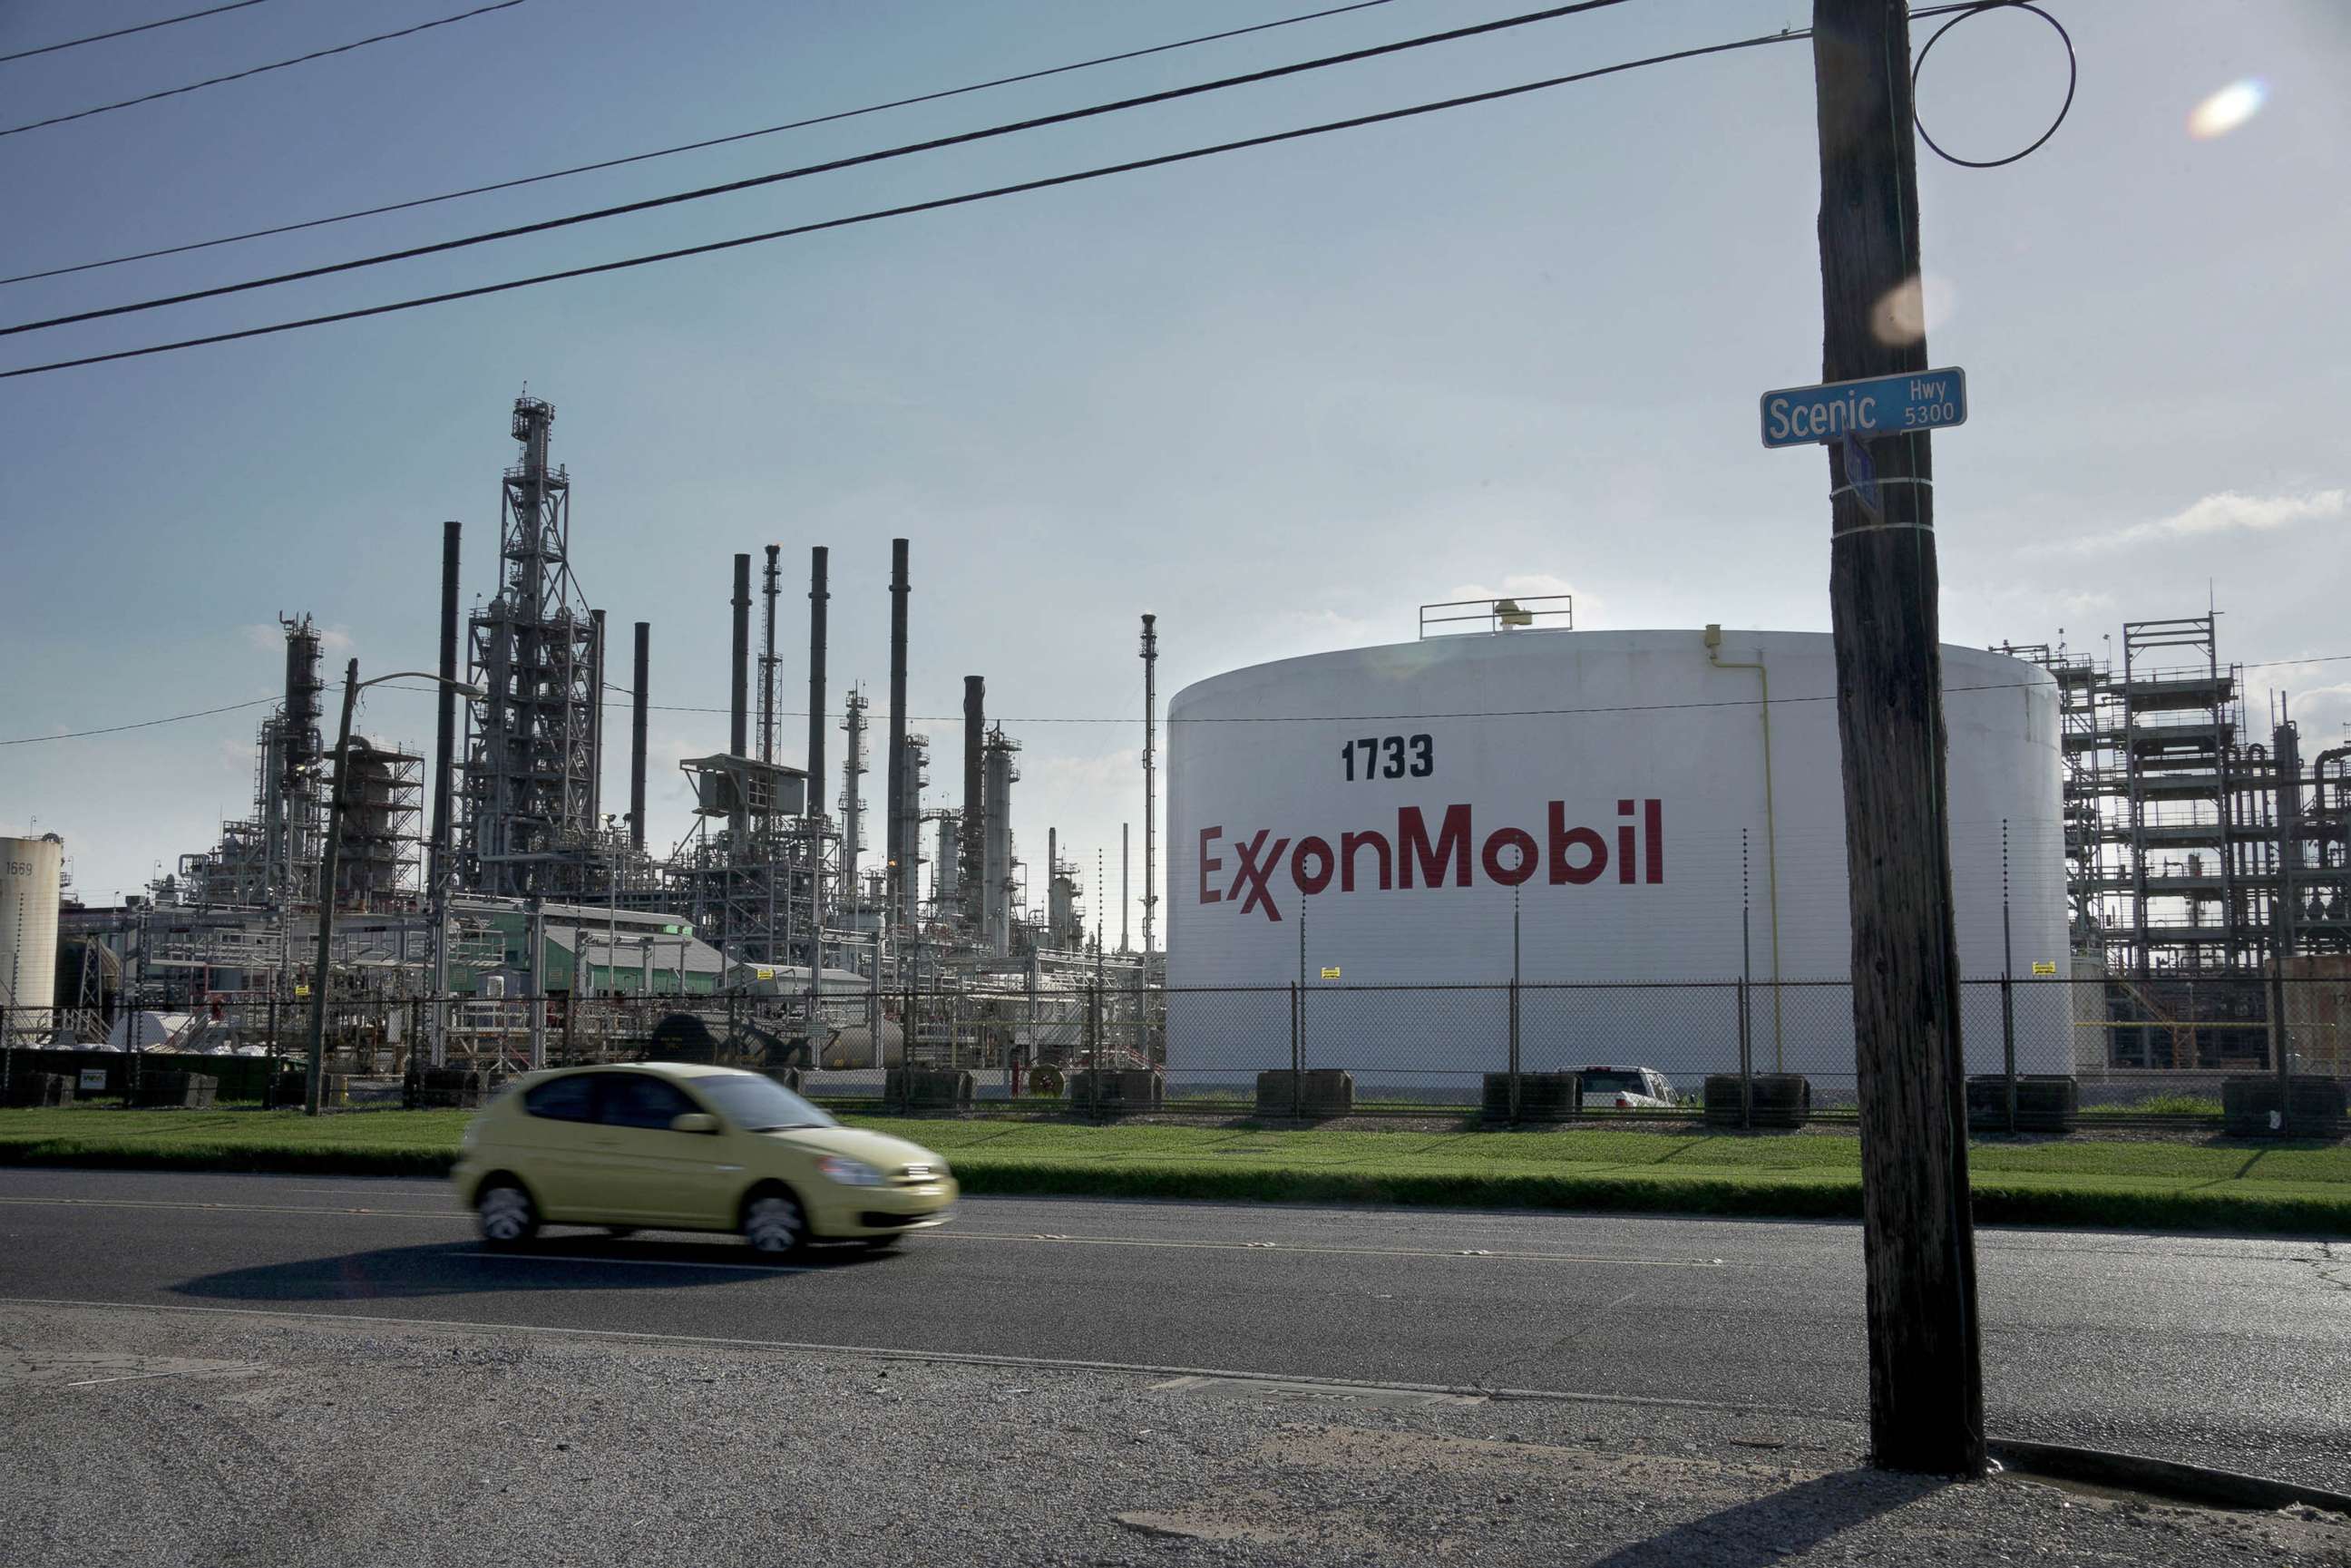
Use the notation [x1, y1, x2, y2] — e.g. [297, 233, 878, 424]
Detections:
[1869, 274, 1956, 346]
[2188, 79, 2267, 140]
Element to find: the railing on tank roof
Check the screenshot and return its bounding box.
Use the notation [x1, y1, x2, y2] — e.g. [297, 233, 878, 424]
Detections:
[1418, 595, 1572, 638]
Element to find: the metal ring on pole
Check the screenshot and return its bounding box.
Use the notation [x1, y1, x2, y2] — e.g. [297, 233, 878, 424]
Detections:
[1912, 1, 2076, 170]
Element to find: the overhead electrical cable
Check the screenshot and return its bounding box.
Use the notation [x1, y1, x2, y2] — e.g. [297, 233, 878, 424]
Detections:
[0, 695, 280, 745]
[4, 21, 1838, 378]
[0, 0, 1409, 287]
[14, 651, 2342, 747]
[4, 0, 1648, 337]
[0, 0, 279, 64]
[0, 0, 535, 139]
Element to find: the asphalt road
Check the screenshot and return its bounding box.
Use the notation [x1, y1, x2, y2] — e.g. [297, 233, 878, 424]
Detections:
[2, 1168, 2345, 1493]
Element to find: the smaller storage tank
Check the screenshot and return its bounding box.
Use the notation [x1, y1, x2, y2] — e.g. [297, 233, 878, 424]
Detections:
[2, 834, 65, 1039]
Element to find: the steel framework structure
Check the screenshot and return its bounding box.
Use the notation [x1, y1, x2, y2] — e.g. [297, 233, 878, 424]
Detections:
[461, 394, 604, 898]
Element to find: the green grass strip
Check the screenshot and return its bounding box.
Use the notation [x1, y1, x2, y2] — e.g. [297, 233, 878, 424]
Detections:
[2, 1106, 2344, 1234]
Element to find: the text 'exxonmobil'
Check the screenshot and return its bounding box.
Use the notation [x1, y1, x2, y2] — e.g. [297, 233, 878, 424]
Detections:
[1198, 800, 1664, 922]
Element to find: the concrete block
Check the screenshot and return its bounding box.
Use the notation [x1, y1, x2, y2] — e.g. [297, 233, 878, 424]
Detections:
[1480, 1072, 1582, 1121]
[1068, 1068, 1164, 1112]
[1702, 1073, 1810, 1128]
[886, 1068, 974, 1109]
[1966, 1074, 2079, 1133]
[3, 1072, 74, 1107]
[2222, 1076, 2348, 1138]
[1254, 1068, 1353, 1117]
[133, 1071, 219, 1110]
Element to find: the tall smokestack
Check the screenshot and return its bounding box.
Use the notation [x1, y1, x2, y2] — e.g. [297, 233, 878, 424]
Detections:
[961, 676, 984, 929]
[430, 521, 461, 892]
[629, 621, 649, 852]
[729, 552, 751, 758]
[588, 607, 606, 830]
[805, 547, 828, 802]
[886, 537, 910, 930]
[1141, 613, 1159, 958]
[759, 545, 780, 766]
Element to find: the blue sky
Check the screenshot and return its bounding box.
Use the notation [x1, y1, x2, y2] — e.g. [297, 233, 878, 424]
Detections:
[3, 0, 2346, 920]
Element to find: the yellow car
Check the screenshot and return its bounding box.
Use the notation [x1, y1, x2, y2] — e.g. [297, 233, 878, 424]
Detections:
[452, 1062, 956, 1256]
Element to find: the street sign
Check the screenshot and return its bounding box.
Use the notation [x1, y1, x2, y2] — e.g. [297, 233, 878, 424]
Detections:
[1839, 432, 1881, 516]
[1761, 366, 1966, 449]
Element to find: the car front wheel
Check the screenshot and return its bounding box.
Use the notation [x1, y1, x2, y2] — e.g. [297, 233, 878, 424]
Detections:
[741, 1189, 808, 1258]
[476, 1181, 539, 1247]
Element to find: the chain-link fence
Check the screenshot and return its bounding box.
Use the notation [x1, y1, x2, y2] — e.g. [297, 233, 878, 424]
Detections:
[6, 972, 2347, 1126]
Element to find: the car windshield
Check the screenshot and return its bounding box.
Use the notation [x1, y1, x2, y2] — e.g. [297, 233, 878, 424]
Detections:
[690, 1074, 836, 1132]
[1579, 1070, 1646, 1096]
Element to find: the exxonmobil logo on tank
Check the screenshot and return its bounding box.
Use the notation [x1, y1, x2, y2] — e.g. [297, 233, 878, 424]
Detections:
[1196, 800, 1664, 922]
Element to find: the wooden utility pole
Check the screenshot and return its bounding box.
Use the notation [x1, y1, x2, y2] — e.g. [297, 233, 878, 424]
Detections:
[1811, 0, 1985, 1476]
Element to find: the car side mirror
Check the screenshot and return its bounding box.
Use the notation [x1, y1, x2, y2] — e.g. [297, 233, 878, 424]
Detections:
[669, 1112, 719, 1135]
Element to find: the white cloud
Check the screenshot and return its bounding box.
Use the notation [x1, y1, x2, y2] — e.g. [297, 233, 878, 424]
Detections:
[2029, 488, 2346, 556]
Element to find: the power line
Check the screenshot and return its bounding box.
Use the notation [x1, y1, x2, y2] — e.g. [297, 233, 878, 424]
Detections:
[0, 0, 535, 140]
[0, 0, 279, 64]
[0, 0, 1409, 287]
[17, 652, 2346, 748]
[5, 19, 1829, 379]
[0, 696, 279, 745]
[6, 0, 1635, 338]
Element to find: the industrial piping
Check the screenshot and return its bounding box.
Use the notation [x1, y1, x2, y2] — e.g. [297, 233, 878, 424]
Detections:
[629, 621, 649, 851]
[886, 538, 910, 930]
[961, 675, 985, 930]
[429, 521, 461, 889]
[588, 607, 606, 829]
[1705, 623, 1782, 1070]
[1140, 613, 1158, 957]
[759, 545, 780, 766]
[729, 553, 751, 758]
[806, 547, 829, 803]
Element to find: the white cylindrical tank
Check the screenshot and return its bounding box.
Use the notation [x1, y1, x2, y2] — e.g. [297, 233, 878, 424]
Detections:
[1166, 630, 2067, 1096]
[2, 834, 65, 1039]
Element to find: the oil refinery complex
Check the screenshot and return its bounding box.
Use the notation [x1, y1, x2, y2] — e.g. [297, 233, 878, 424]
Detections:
[6, 394, 1156, 1083]
[3, 394, 2346, 1096]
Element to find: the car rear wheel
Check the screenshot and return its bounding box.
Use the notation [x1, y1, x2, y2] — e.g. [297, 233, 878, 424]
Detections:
[742, 1189, 807, 1258]
[476, 1181, 539, 1247]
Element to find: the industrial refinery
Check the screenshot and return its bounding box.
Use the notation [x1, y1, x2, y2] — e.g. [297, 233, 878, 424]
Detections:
[5, 393, 1161, 1083]
[2, 397, 2346, 1094]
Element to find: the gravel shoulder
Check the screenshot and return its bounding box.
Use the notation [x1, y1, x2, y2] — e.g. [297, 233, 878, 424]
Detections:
[2, 1300, 2343, 1567]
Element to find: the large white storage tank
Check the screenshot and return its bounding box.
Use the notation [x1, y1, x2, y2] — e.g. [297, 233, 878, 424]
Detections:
[2, 834, 65, 1039]
[1166, 629, 2068, 1097]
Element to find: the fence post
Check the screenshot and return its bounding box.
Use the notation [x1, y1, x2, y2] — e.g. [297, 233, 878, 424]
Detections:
[1088, 981, 1103, 1120]
[1289, 980, 1302, 1120]
[1736, 978, 1753, 1130]
[1507, 978, 1522, 1125]
[2271, 965, 2292, 1138]
[2001, 977, 2017, 1135]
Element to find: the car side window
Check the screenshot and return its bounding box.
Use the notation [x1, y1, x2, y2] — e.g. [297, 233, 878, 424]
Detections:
[522, 1076, 596, 1123]
[600, 1075, 697, 1131]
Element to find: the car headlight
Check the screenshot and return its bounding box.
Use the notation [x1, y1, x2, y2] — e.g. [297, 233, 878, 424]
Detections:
[815, 1154, 886, 1187]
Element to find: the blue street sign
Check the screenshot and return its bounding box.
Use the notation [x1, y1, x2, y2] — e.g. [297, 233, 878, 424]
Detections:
[1839, 431, 1880, 515]
[1760, 366, 1966, 450]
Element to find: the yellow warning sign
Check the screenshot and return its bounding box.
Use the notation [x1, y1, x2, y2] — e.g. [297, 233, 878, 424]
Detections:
[2030, 961, 2058, 976]
[1320, 967, 1342, 980]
